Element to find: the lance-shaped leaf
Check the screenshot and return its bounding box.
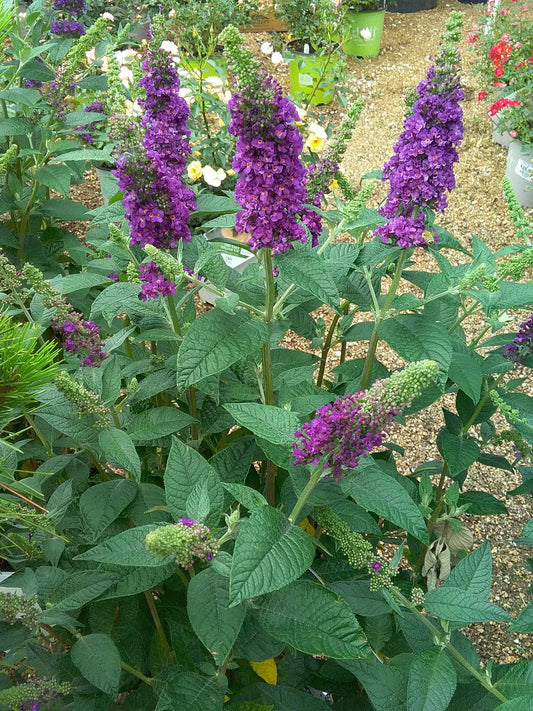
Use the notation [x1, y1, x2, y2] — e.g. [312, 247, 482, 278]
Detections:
[258, 580, 370, 659]
[176, 309, 269, 390]
[187, 568, 246, 664]
[229, 506, 315, 606]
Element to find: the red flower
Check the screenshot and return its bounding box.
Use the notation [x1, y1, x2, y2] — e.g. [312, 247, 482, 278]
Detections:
[488, 97, 522, 116]
[478, 91, 487, 101]
[494, 65, 505, 77]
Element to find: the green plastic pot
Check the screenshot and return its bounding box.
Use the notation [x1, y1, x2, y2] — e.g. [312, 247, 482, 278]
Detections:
[286, 49, 337, 106]
[342, 10, 385, 58]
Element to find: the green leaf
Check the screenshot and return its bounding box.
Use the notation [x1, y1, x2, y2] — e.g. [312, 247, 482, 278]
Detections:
[35, 165, 72, 198]
[378, 315, 452, 386]
[458, 491, 508, 515]
[74, 525, 173, 567]
[187, 568, 246, 664]
[176, 310, 269, 390]
[241, 684, 329, 710]
[164, 436, 224, 527]
[222, 482, 268, 511]
[341, 461, 429, 544]
[90, 282, 142, 323]
[407, 649, 457, 711]
[80, 479, 138, 541]
[60, 272, 109, 294]
[424, 587, 511, 626]
[491, 698, 533, 711]
[327, 580, 391, 617]
[276, 248, 340, 312]
[155, 671, 224, 711]
[71, 634, 121, 697]
[54, 148, 114, 163]
[53, 570, 119, 611]
[444, 541, 493, 598]
[340, 656, 411, 711]
[259, 580, 370, 659]
[99, 563, 175, 600]
[233, 609, 285, 662]
[229, 506, 315, 606]
[438, 433, 480, 477]
[509, 600, 533, 633]
[0, 88, 42, 106]
[39, 198, 88, 220]
[98, 429, 141, 481]
[0, 117, 33, 136]
[128, 407, 197, 442]
[223, 402, 301, 446]
[209, 438, 256, 485]
[448, 343, 484, 403]
[495, 662, 533, 699]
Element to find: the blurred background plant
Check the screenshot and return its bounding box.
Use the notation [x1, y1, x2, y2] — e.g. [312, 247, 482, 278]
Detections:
[469, 0, 533, 145]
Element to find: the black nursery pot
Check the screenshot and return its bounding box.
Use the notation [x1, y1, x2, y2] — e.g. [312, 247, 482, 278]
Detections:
[387, 0, 437, 12]
[457, 0, 486, 4]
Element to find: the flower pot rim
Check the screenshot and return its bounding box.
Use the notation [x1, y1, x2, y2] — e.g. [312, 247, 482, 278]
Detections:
[285, 39, 339, 55]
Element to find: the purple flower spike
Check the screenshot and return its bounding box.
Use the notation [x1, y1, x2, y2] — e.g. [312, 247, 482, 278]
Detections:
[50, 18, 85, 36]
[53, 0, 86, 15]
[375, 51, 464, 248]
[227, 70, 321, 253]
[138, 261, 176, 301]
[113, 48, 196, 249]
[503, 313, 533, 363]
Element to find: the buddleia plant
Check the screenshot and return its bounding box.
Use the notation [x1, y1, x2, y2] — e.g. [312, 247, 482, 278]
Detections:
[0, 311, 60, 431]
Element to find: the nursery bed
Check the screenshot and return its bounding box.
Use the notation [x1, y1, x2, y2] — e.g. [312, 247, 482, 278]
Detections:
[67, 0, 533, 664]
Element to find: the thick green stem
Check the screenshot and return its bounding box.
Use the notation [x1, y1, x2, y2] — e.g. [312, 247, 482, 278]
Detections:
[391, 589, 508, 704]
[448, 300, 483, 335]
[462, 372, 506, 433]
[359, 249, 409, 390]
[288, 464, 324, 524]
[188, 385, 199, 442]
[144, 590, 175, 665]
[261, 249, 277, 504]
[25, 414, 52, 456]
[316, 300, 350, 388]
[303, 47, 335, 111]
[121, 661, 154, 686]
[165, 294, 182, 337]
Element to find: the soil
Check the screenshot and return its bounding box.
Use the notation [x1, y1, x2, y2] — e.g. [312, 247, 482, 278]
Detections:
[69, 0, 533, 664]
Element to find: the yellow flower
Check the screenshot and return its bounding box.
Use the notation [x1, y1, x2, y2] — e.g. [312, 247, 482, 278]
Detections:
[329, 178, 339, 191]
[187, 160, 203, 182]
[305, 121, 328, 152]
[306, 133, 326, 152]
[226, 169, 235, 177]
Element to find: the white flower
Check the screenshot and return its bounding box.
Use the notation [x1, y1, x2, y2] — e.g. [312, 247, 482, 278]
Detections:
[124, 99, 142, 117]
[202, 165, 226, 188]
[270, 51, 284, 65]
[161, 40, 179, 55]
[261, 41, 274, 55]
[360, 27, 372, 41]
[102, 11, 114, 20]
[204, 76, 223, 88]
[307, 121, 327, 139]
[168, 8, 176, 17]
[85, 48, 96, 65]
[118, 65, 134, 88]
